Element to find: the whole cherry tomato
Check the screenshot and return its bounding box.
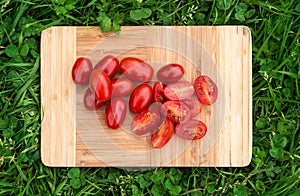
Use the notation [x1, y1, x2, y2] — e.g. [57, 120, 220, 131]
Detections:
[151, 119, 174, 148]
[83, 88, 103, 110]
[182, 97, 202, 117]
[160, 100, 191, 124]
[120, 57, 154, 82]
[194, 75, 218, 105]
[131, 108, 161, 136]
[105, 98, 127, 129]
[89, 70, 112, 102]
[164, 80, 195, 100]
[111, 78, 135, 97]
[129, 84, 153, 113]
[72, 57, 92, 86]
[94, 55, 119, 78]
[175, 119, 207, 140]
[153, 82, 165, 103]
[156, 63, 184, 83]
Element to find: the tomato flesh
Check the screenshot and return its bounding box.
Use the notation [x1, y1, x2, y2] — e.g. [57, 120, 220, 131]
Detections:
[72, 57, 92, 86]
[164, 80, 195, 100]
[129, 84, 153, 113]
[194, 75, 218, 105]
[153, 82, 165, 103]
[157, 63, 184, 83]
[111, 78, 135, 97]
[105, 98, 127, 129]
[83, 88, 103, 110]
[94, 55, 119, 78]
[160, 101, 191, 124]
[151, 120, 174, 148]
[175, 119, 207, 140]
[89, 70, 112, 102]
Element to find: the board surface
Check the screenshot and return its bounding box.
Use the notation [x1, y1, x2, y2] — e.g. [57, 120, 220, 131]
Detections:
[41, 26, 252, 167]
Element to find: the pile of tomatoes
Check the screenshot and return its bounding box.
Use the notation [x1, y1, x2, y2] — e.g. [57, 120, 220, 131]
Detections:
[71, 55, 218, 148]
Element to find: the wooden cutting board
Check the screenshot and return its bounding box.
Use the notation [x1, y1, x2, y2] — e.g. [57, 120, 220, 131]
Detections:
[41, 26, 252, 167]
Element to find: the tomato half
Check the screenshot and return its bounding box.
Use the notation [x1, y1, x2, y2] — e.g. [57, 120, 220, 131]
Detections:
[164, 80, 195, 101]
[105, 98, 127, 129]
[111, 78, 135, 97]
[94, 55, 119, 78]
[160, 100, 191, 124]
[83, 88, 103, 110]
[153, 82, 165, 103]
[120, 57, 154, 82]
[131, 108, 161, 136]
[129, 84, 153, 113]
[194, 75, 218, 105]
[71, 57, 92, 86]
[151, 120, 174, 148]
[175, 119, 207, 140]
[157, 63, 184, 83]
[89, 70, 112, 102]
[182, 97, 202, 117]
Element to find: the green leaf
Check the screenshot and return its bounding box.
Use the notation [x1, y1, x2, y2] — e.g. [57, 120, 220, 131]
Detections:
[271, 134, 287, 149]
[235, 13, 245, 22]
[235, 3, 248, 14]
[113, 13, 124, 24]
[169, 186, 182, 195]
[20, 44, 29, 57]
[25, 38, 37, 49]
[206, 183, 215, 194]
[151, 184, 166, 196]
[5, 44, 19, 57]
[100, 16, 111, 33]
[245, 9, 255, 18]
[70, 179, 81, 189]
[137, 175, 152, 188]
[68, 168, 80, 179]
[151, 170, 165, 183]
[165, 179, 173, 190]
[131, 184, 140, 195]
[112, 21, 121, 34]
[255, 180, 265, 192]
[216, 0, 233, 11]
[130, 8, 152, 20]
[233, 184, 247, 196]
[191, 190, 203, 196]
[255, 118, 267, 129]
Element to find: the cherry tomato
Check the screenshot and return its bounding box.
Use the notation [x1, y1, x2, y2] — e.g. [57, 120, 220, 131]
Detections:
[153, 82, 165, 103]
[94, 55, 119, 78]
[89, 70, 112, 102]
[83, 88, 103, 110]
[164, 80, 195, 100]
[157, 63, 184, 83]
[151, 120, 174, 148]
[160, 100, 191, 124]
[120, 57, 154, 82]
[129, 84, 153, 113]
[71, 57, 92, 86]
[175, 119, 207, 140]
[105, 98, 127, 129]
[194, 75, 218, 105]
[111, 78, 135, 97]
[182, 97, 202, 117]
[131, 108, 161, 136]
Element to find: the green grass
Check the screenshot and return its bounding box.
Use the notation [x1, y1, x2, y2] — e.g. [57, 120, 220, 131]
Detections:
[0, 0, 299, 195]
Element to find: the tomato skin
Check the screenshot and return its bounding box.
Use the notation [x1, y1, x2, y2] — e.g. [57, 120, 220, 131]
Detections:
[194, 75, 218, 105]
[160, 100, 191, 124]
[89, 70, 112, 102]
[153, 82, 165, 103]
[83, 88, 103, 110]
[175, 119, 207, 140]
[111, 78, 135, 97]
[72, 57, 92, 86]
[120, 57, 154, 82]
[157, 63, 184, 83]
[129, 84, 153, 113]
[182, 97, 202, 117]
[164, 80, 195, 101]
[105, 98, 127, 129]
[151, 120, 174, 148]
[131, 108, 161, 136]
[94, 55, 119, 78]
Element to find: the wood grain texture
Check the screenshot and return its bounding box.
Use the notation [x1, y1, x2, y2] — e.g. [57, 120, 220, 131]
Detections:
[41, 26, 252, 167]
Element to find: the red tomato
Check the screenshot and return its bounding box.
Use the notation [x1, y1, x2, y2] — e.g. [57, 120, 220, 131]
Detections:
[131, 108, 161, 136]
[94, 55, 119, 78]
[164, 80, 195, 100]
[182, 97, 202, 117]
[120, 57, 154, 82]
[153, 82, 165, 103]
[71, 57, 92, 86]
[105, 98, 127, 129]
[111, 78, 135, 97]
[151, 120, 174, 148]
[83, 88, 103, 110]
[175, 119, 207, 140]
[160, 100, 191, 124]
[89, 70, 112, 102]
[129, 84, 153, 113]
[157, 63, 184, 83]
[194, 75, 218, 105]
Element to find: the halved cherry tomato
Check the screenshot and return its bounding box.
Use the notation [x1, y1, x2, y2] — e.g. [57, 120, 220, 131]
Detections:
[182, 97, 202, 117]
[157, 63, 184, 83]
[151, 120, 174, 148]
[175, 119, 207, 140]
[194, 75, 218, 105]
[89, 70, 112, 102]
[120, 57, 154, 82]
[153, 82, 165, 103]
[72, 57, 92, 86]
[111, 78, 135, 97]
[94, 55, 119, 78]
[83, 88, 103, 110]
[105, 98, 127, 129]
[164, 80, 195, 100]
[160, 100, 191, 124]
[131, 108, 160, 136]
[129, 84, 153, 113]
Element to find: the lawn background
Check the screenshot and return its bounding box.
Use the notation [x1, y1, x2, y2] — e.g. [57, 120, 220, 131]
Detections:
[0, 0, 299, 195]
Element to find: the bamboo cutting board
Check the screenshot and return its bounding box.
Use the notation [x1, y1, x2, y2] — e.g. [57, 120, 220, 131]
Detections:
[41, 26, 252, 167]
